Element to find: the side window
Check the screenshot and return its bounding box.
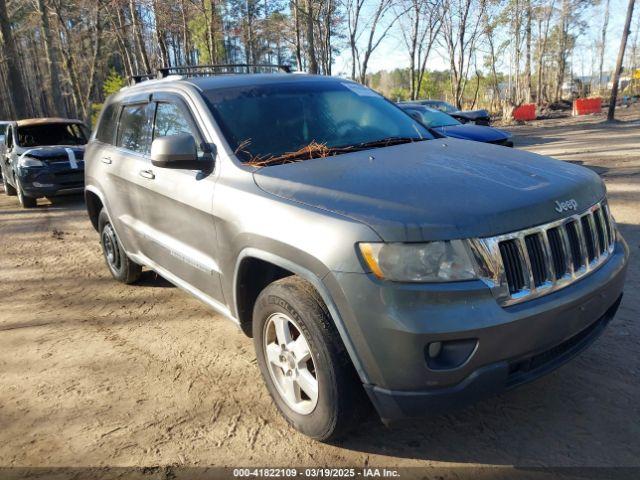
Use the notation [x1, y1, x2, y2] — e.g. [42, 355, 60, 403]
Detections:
[153, 102, 204, 158]
[117, 103, 154, 155]
[95, 103, 119, 144]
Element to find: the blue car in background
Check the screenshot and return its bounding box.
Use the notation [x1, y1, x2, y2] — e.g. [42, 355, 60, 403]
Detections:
[398, 104, 513, 147]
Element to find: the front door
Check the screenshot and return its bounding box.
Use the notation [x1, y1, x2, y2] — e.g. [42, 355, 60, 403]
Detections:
[134, 93, 223, 303]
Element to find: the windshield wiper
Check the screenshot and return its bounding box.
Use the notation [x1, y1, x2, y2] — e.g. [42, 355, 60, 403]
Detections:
[345, 136, 427, 150]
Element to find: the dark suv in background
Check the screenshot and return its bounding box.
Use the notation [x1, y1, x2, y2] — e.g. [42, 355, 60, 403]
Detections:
[1, 118, 88, 208]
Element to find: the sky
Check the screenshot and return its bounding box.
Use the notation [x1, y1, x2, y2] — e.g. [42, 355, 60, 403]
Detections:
[332, 0, 636, 78]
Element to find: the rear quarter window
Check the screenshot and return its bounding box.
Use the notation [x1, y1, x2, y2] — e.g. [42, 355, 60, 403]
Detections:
[95, 103, 119, 144]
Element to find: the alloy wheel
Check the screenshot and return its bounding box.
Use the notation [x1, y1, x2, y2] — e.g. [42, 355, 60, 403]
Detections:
[263, 312, 319, 415]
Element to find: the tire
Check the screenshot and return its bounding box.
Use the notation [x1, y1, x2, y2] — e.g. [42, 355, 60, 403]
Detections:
[253, 276, 367, 441]
[3, 176, 17, 196]
[98, 209, 142, 284]
[15, 176, 37, 208]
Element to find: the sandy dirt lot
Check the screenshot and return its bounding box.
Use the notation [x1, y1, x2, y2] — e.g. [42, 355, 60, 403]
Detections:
[1, 106, 639, 474]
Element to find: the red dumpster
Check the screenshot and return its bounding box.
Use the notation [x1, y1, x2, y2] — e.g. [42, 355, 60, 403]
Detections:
[512, 103, 536, 121]
[573, 98, 602, 115]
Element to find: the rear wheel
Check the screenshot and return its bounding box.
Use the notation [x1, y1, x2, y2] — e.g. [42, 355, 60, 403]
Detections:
[98, 209, 142, 284]
[16, 176, 37, 208]
[253, 276, 366, 440]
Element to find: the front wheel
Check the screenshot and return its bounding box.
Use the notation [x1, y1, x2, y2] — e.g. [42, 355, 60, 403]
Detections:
[253, 276, 366, 440]
[16, 176, 37, 208]
[98, 209, 142, 284]
[3, 175, 17, 196]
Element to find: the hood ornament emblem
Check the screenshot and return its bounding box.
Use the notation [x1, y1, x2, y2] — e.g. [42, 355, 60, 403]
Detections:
[554, 199, 578, 213]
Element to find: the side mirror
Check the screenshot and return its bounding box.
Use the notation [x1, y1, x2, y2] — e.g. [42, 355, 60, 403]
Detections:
[151, 134, 208, 170]
[409, 111, 423, 122]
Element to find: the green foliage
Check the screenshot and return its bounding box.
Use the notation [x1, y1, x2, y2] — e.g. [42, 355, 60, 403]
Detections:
[102, 69, 126, 97]
[90, 103, 103, 129]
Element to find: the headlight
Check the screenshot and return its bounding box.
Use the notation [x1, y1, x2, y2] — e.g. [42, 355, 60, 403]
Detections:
[359, 241, 478, 282]
[18, 156, 44, 167]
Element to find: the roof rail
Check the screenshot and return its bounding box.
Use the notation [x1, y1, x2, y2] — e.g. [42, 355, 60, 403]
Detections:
[156, 64, 292, 78]
[129, 73, 156, 86]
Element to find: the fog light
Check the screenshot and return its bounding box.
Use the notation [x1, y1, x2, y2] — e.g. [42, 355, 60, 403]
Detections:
[425, 339, 477, 370]
[427, 342, 442, 358]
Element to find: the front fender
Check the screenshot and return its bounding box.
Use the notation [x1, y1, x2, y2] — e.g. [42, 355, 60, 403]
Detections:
[232, 246, 376, 384]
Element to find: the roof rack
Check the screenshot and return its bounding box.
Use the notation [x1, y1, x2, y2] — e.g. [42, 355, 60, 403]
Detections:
[129, 73, 156, 85]
[156, 64, 292, 79]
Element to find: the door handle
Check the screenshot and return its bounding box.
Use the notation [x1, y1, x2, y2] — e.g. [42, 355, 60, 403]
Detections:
[101, 156, 112, 164]
[139, 169, 155, 180]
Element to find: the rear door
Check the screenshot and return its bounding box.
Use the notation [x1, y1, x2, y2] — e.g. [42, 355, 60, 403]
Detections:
[134, 92, 223, 302]
[93, 96, 155, 254]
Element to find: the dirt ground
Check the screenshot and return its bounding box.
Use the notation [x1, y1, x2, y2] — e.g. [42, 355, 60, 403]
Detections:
[1, 106, 639, 474]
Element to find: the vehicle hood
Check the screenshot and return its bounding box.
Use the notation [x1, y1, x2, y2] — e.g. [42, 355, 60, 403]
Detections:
[15, 145, 85, 161]
[452, 109, 490, 120]
[434, 124, 510, 143]
[253, 139, 605, 242]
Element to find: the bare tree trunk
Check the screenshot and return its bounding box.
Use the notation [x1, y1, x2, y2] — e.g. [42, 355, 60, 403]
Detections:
[607, 0, 635, 120]
[304, 0, 318, 73]
[130, 0, 151, 72]
[37, 0, 65, 116]
[524, 0, 532, 102]
[536, 0, 554, 105]
[293, 0, 303, 70]
[554, 0, 569, 102]
[0, 0, 28, 118]
[114, 6, 136, 76]
[180, 0, 192, 65]
[442, 0, 486, 108]
[346, 0, 364, 80]
[85, 4, 102, 119]
[358, 0, 404, 84]
[52, 2, 85, 119]
[152, 0, 169, 67]
[598, 0, 610, 90]
[209, 0, 218, 63]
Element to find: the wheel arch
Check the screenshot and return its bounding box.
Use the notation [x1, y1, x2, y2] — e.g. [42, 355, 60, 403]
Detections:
[85, 188, 104, 231]
[233, 248, 370, 384]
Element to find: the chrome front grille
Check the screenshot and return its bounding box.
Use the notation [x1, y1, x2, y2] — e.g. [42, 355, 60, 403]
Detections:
[470, 200, 616, 306]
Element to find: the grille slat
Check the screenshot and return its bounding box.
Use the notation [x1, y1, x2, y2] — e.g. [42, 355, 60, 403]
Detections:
[486, 201, 615, 305]
[581, 215, 596, 262]
[547, 228, 566, 279]
[603, 204, 614, 246]
[525, 234, 547, 287]
[565, 220, 584, 270]
[594, 208, 607, 254]
[499, 240, 525, 294]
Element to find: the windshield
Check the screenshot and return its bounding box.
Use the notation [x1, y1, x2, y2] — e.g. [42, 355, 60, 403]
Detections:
[409, 108, 460, 128]
[424, 101, 457, 114]
[16, 123, 88, 147]
[203, 80, 433, 163]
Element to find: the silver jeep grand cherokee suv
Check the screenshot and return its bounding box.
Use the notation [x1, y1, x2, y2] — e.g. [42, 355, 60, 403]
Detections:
[85, 67, 628, 440]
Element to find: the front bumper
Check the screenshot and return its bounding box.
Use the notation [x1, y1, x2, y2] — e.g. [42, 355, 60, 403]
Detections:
[327, 237, 629, 420]
[365, 295, 621, 420]
[18, 164, 84, 198]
